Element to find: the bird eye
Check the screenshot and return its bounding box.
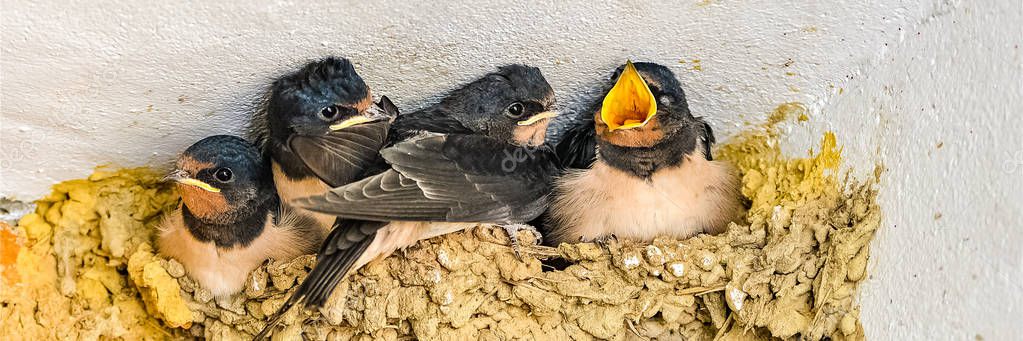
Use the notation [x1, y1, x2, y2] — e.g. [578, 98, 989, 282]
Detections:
[214, 168, 233, 182]
[505, 102, 525, 118]
[319, 106, 339, 120]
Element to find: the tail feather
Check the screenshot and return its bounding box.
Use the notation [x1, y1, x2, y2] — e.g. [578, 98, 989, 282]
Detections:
[305, 234, 374, 308]
[254, 220, 381, 340]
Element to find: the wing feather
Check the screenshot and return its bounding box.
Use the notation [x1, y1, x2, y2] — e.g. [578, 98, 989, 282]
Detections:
[295, 134, 558, 224]
[289, 121, 390, 187]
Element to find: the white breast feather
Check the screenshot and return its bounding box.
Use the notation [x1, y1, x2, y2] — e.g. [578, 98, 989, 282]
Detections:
[549, 153, 742, 245]
[156, 207, 317, 297]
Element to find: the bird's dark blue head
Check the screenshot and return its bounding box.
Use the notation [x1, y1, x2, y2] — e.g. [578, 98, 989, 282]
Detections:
[438, 64, 558, 146]
[168, 135, 276, 225]
[606, 61, 692, 130]
[255, 57, 395, 180]
[267, 57, 377, 139]
[594, 61, 698, 148]
[588, 61, 714, 178]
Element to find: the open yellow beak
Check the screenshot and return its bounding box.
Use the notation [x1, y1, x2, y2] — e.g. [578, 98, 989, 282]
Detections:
[329, 115, 377, 131]
[517, 111, 559, 126]
[600, 60, 657, 131]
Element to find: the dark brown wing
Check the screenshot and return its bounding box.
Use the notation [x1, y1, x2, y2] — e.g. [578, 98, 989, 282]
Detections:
[554, 110, 597, 169]
[288, 120, 390, 187]
[295, 134, 558, 224]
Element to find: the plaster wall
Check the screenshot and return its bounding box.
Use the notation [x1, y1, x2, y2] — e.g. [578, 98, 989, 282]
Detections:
[1, 0, 1020, 338]
[3, 0, 924, 199]
[817, 1, 1023, 339]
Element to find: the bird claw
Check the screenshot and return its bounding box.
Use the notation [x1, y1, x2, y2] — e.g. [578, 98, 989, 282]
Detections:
[593, 234, 618, 249]
[499, 224, 542, 260]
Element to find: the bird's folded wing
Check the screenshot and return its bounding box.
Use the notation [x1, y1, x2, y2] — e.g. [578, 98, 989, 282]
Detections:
[294, 134, 558, 223]
[388, 109, 474, 143]
[696, 117, 716, 161]
[289, 120, 390, 187]
[554, 111, 597, 169]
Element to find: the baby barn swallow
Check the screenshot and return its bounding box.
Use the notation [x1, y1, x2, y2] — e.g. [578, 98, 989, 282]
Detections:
[250, 57, 396, 233]
[548, 61, 743, 245]
[299, 64, 560, 253]
[256, 65, 559, 339]
[157, 135, 322, 297]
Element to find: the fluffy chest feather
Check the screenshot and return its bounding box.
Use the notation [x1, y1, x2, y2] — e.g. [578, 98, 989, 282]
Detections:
[355, 222, 476, 269]
[272, 161, 336, 232]
[157, 208, 317, 297]
[549, 154, 742, 244]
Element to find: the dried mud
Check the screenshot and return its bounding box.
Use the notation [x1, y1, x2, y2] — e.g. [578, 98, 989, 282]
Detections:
[0, 103, 880, 340]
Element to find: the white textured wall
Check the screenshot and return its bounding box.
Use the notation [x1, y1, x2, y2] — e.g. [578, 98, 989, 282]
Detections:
[1, 0, 1020, 338]
[819, 1, 1023, 339]
[3, 0, 920, 199]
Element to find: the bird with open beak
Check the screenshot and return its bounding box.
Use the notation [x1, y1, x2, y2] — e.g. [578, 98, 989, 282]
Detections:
[548, 61, 744, 245]
[249, 56, 397, 234]
[255, 64, 560, 339]
[157, 135, 323, 297]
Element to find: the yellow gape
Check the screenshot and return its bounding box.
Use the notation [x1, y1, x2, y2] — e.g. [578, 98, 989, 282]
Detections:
[517, 111, 559, 126]
[600, 60, 657, 131]
[176, 178, 221, 193]
[329, 115, 376, 131]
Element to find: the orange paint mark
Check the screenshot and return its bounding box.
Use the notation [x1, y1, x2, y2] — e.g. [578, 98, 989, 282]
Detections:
[1, 221, 21, 285]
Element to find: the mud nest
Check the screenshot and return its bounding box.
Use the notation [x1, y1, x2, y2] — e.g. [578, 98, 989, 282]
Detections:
[0, 104, 880, 340]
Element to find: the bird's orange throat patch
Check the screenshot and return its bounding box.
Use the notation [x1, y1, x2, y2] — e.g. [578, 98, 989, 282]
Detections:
[174, 156, 229, 219]
[178, 184, 230, 220]
[512, 118, 551, 146]
[594, 111, 664, 148]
